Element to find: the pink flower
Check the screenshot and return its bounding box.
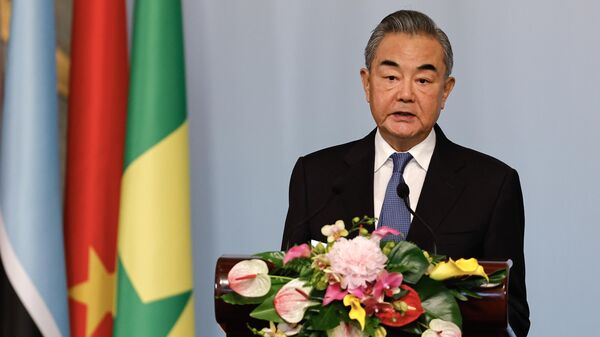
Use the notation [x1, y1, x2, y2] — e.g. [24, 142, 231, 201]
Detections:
[371, 226, 401, 243]
[323, 283, 347, 305]
[283, 244, 311, 264]
[421, 319, 462, 337]
[347, 284, 372, 299]
[274, 279, 318, 323]
[327, 236, 387, 290]
[373, 271, 403, 300]
[227, 259, 271, 297]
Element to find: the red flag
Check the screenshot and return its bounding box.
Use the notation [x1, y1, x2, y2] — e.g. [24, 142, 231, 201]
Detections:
[64, 1, 128, 336]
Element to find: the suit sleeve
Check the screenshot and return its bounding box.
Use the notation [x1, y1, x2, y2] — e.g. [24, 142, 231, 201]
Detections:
[281, 157, 310, 250]
[484, 169, 530, 337]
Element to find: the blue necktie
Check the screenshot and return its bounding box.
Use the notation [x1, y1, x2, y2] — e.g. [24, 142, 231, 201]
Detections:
[379, 152, 413, 241]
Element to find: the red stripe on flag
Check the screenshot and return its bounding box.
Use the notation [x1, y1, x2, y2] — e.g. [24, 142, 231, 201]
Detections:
[64, 0, 128, 336]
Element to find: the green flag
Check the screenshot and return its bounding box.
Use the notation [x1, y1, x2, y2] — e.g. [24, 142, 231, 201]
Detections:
[114, 0, 195, 336]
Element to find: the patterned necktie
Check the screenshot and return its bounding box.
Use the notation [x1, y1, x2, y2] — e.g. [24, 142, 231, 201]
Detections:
[378, 152, 413, 241]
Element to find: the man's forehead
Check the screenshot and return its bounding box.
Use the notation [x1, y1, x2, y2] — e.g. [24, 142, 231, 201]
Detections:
[373, 33, 445, 71]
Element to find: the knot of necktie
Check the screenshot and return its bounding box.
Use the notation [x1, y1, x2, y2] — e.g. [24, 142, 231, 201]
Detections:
[391, 152, 413, 173]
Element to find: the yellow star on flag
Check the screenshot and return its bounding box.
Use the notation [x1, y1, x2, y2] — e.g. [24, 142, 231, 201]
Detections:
[69, 247, 116, 337]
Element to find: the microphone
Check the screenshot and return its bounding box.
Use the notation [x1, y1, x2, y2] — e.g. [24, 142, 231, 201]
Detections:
[284, 176, 345, 250]
[396, 182, 438, 255]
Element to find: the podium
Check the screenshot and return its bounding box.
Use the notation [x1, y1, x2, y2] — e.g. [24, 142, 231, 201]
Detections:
[215, 255, 515, 337]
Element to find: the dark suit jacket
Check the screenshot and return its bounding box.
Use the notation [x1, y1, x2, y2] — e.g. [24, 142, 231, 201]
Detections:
[281, 124, 530, 337]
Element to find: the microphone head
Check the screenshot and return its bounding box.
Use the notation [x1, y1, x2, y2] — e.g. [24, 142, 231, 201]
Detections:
[396, 182, 410, 199]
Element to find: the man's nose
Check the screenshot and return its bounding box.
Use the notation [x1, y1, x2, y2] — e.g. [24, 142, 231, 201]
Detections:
[395, 80, 415, 102]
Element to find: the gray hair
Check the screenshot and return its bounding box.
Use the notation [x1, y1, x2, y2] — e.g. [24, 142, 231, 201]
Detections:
[364, 10, 453, 77]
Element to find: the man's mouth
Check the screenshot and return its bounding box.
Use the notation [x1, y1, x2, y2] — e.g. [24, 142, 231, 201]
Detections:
[390, 111, 415, 117]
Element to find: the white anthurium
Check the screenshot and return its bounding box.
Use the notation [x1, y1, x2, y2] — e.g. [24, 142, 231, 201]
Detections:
[227, 259, 271, 297]
[327, 322, 368, 337]
[274, 278, 319, 323]
[421, 319, 462, 337]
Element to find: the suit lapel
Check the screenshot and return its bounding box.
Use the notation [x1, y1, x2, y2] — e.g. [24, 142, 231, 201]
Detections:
[408, 125, 466, 247]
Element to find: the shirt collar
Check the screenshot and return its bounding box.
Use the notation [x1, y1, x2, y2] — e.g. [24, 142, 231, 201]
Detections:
[374, 128, 436, 172]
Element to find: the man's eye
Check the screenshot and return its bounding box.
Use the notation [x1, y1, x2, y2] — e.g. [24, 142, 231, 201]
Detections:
[417, 78, 431, 84]
[386, 76, 397, 81]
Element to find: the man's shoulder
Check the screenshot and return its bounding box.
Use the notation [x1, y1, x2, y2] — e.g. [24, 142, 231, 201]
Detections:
[300, 130, 375, 166]
[443, 138, 517, 176]
[303, 139, 359, 161]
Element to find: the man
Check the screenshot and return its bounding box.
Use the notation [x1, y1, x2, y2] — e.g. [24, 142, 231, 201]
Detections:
[281, 10, 530, 337]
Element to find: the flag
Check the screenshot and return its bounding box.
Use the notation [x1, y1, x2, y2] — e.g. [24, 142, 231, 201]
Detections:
[0, 0, 70, 336]
[113, 0, 195, 336]
[64, 0, 128, 336]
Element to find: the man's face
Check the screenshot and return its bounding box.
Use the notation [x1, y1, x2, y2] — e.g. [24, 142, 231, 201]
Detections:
[360, 33, 455, 151]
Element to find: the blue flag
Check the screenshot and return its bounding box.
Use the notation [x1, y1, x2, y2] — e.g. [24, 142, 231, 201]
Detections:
[0, 0, 70, 336]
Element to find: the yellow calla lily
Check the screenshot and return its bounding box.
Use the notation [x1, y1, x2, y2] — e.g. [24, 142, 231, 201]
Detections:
[343, 295, 366, 330]
[429, 258, 489, 281]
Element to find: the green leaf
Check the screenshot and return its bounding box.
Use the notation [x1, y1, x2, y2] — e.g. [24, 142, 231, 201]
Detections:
[219, 292, 264, 305]
[249, 293, 284, 323]
[282, 257, 312, 274]
[449, 288, 469, 301]
[386, 241, 430, 284]
[363, 316, 381, 336]
[413, 277, 462, 328]
[459, 288, 482, 299]
[307, 302, 345, 330]
[254, 251, 285, 268]
[488, 269, 507, 284]
[445, 268, 507, 291]
[444, 276, 487, 290]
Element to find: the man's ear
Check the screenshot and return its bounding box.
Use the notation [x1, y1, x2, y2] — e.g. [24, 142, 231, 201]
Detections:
[360, 68, 371, 103]
[441, 76, 455, 109]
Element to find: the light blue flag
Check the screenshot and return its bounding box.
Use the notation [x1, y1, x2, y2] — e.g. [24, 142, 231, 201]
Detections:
[0, 0, 70, 336]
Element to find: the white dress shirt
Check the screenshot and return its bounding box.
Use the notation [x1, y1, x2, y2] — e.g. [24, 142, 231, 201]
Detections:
[373, 128, 436, 227]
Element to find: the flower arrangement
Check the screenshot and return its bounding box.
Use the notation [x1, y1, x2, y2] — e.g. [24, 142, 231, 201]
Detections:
[221, 216, 506, 337]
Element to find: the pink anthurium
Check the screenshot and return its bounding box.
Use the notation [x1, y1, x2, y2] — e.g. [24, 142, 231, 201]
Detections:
[274, 279, 319, 323]
[371, 226, 401, 243]
[227, 259, 271, 297]
[323, 282, 347, 305]
[283, 244, 311, 264]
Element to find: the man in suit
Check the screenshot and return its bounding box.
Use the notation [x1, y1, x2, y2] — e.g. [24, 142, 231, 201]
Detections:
[281, 10, 530, 337]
